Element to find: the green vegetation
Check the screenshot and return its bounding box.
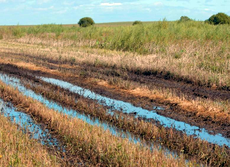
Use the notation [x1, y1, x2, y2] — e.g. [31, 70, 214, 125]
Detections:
[178, 16, 192, 22]
[206, 13, 230, 25]
[0, 18, 230, 88]
[132, 21, 143, 26]
[1, 21, 230, 54]
[78, 17, 95, 27]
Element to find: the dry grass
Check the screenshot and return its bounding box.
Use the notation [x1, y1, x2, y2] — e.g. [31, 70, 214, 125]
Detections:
[0, 81, 190, 167]
[1, 22, 230, 89]
[0, 42, 229, 124]
[1, 38, 230, 90]
[0, 114, 60, 166]
[21, 78, 230, 166]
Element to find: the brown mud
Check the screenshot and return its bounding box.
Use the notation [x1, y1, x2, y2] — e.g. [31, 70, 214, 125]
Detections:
[2, 69, 230, 167]
[1, 51, 230, 101]
[0, 63, 229, 138]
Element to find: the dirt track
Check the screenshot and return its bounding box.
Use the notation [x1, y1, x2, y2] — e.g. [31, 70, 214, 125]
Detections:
[0, 63, 229, 138]
[1, 51, 230, 101]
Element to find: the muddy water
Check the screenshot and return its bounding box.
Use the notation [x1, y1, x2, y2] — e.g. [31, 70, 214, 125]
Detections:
[0, 73, 176, 157]
[0, 98, 62, 150]
[39, 77, 230, 148]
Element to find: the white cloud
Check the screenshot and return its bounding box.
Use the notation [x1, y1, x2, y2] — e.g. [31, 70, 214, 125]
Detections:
[100, 3, 122, 6]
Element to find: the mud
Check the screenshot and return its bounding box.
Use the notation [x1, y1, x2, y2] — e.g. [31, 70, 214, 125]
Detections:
[1, 64, 230, 166]
[0, 99, 62, 148]
[80, 63, 230, 100]
[1, 51, 230, 101]
[0, 63, 229, 139]
[0, 72, 175, 154]
[39, 76, 230, 147]
[0, 99, 78, 166]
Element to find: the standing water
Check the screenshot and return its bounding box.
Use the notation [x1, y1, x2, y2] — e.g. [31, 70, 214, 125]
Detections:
[0, 98, 63, 150]
[0, 73, 177, 157]
[39, 76, 230, 147]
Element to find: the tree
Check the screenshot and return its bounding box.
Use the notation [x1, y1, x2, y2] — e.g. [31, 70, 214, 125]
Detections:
[206, 13, 230, 25]
[132, 21, 143, 26]
[179, 16, 191, 22]
[78, 17, 95, 27]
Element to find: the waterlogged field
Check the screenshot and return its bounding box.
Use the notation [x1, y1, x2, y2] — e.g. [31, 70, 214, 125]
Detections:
[0, 22, 229, 166]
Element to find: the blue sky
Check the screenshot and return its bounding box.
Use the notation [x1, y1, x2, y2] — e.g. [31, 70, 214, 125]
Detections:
[0, 0, 229, 25]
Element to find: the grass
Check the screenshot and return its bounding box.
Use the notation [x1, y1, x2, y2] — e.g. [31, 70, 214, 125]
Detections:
[21, 77, 230, 166]
[1, 21, 230, 50]
[0, 51, 229, 141]
[0, 114, 60, 166]
[0, 41, 229, 117]
[0, 21, 229, 166]
[0, 80, 191, 167]
[1, 22, 230, 89]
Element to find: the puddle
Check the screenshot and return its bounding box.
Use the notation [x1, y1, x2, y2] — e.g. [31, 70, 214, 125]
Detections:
[0, 73, 175, 156]
[0, 98, 63, 150]
[38, 77, 230, 148]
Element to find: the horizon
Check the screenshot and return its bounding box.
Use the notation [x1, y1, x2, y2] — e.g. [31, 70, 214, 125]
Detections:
[0, 20, 189, 27]
[0, 0, 229, 26]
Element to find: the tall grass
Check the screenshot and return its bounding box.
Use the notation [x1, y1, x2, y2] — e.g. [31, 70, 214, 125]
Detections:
[1, 22, 230, 89]
[1, 21, 230, 54]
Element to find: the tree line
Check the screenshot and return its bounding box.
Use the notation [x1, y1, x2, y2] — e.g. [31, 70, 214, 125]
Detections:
[78, 12, 230, 27]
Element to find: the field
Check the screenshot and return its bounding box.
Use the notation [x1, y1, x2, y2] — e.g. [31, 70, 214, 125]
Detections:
[0, 21, 229, 166]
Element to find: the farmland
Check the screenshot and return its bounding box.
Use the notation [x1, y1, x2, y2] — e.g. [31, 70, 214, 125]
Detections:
[0, 21, 229, 166]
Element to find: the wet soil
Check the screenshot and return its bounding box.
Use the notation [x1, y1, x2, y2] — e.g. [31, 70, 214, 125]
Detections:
[80, 63, 230, 101]
[1, 51, 230, 101]
[0, 99, 85, 166]
[0, 63, 229, 139]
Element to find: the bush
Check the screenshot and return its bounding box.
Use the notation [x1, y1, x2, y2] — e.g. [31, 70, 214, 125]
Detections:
[179, 16, 191, 22]
[206, 13, 230, 25]
[78, 17, 95, 27]
[132, 21, 143, 26]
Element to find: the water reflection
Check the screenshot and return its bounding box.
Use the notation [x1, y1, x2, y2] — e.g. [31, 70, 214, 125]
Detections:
[0, 98, 62, 150]
[39, 77, 230, 147]
[0, 73, 170, 155]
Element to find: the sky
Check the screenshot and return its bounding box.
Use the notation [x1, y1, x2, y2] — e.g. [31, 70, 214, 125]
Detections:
[0, 0, 229, 25]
